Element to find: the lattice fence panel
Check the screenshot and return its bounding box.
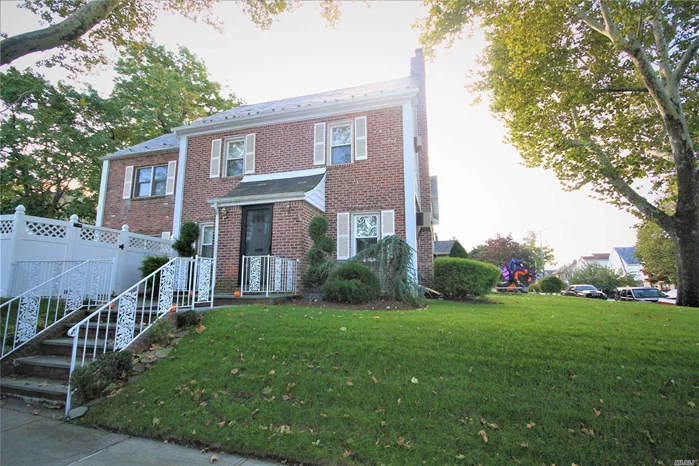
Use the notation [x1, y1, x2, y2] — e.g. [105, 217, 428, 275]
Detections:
[0, 220, 13, 235]
[128, 236, 171, 253]
[80, 227, 119, 244]
[26, 221, 67, 238]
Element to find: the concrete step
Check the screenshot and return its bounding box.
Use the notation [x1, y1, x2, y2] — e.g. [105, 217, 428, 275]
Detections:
[0, 375, 67, 402]
[13, 355, 72, 381]
[43, 338, 115, 357]
[64, 322, 118, 339]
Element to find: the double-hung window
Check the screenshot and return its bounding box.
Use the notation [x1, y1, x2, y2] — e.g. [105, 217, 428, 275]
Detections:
[225, 138, 245, 177]
[135, 165, 168, 197]
[328, 122, 352, 165]
[199, 224, 214, 258]
[353, 213, 379, 255]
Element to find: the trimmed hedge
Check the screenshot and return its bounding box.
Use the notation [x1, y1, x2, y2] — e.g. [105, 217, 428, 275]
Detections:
[322, 262, 381, 304]
[539, 275, 565, 293]
[433, 257, 501, 298]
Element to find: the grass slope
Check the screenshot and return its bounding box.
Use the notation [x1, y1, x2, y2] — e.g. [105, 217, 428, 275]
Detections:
[80, 296, 698, 465]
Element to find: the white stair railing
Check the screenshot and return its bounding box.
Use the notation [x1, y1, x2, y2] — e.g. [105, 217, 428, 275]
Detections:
[64, 256, 215, 414]
[1, 260, 114, 359]
[240, 255, 298, 297]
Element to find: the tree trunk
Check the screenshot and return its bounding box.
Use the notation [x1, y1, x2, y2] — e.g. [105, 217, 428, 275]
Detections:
[674, 214, 699, 307]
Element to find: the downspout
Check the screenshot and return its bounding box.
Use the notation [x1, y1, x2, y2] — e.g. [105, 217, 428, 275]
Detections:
[212, 201, 220, 303]
[95, 160, 109, 227]
[172, 135, 188, 239]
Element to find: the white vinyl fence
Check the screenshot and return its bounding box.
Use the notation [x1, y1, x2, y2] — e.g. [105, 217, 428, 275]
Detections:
[0, 205, 173, 298]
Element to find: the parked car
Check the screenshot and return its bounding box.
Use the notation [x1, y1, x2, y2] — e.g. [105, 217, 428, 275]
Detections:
[561, 284, 607, 299]
[657, 289, 677, 306]
[614, 287, 665, 303]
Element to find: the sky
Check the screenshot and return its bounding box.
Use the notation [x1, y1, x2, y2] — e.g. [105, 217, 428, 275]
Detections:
[0, 0, 640, 266]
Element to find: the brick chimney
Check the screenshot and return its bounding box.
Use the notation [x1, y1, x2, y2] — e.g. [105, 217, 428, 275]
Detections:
[410, 48, 425, 85]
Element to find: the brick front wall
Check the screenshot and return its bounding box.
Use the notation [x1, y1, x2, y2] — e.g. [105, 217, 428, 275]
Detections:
[102, 152, 178, 236]
[182, 105, 409, 292]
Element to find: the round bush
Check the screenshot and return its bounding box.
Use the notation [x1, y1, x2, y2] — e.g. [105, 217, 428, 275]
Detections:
[322, 262, 381, 304]
[433, 257, 501, 299]
[539, 275, 565, 293]
[528, 282, 541, 293]
[177, 310, 200, 328]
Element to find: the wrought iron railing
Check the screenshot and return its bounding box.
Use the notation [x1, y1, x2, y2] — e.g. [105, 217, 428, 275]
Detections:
[65, 256, 215, 414]
[1, 260, 114, 359]
[240, 255, 298, 296]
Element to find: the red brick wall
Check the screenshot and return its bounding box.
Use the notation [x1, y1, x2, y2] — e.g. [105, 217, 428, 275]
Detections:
[102, 152, 178, 236]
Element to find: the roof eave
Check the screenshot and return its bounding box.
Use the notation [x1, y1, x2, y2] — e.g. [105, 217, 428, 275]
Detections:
[174, 88, 419, 138]
[100, 147, 179, 161]
[208, 191, 306, 207]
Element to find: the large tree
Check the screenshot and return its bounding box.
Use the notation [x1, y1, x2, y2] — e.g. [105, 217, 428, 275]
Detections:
[419, 0, 699, 307]
[470, 234, 537, 271]
[0, 0, 340, 70]
[111, 42, 241, 146]
[635, 220, 677, 285]
[523, 230, 557, 276]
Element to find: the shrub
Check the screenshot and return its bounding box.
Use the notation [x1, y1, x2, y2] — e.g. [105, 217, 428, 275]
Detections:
[147, 318, 175, 346]
[70, 350, 133, 402]
[569, 262, 639, 296]
[322, 262, 381, 304]
[528, 282, 541, 293]
[448, 241, 469, 259]
[173, 220, 199, 257]
[539, 275, 565, 293]
[138, 255, 169, 294]
[302, 216, 336, 290]
[433, 257, 501, 298]
[176, 310, 200, 328]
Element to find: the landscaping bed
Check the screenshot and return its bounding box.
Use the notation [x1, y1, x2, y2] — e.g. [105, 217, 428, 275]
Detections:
[78, 295, 698, 465]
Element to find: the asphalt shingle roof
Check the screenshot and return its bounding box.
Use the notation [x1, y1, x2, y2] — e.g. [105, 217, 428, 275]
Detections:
[104, 133, 180, 159]
[221, 174, 325, 199]
[434, 240, 456, 256]
[614, 247, 640, 265]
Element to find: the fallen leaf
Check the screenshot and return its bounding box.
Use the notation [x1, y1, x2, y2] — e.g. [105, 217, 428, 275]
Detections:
[210, 454, 218, 463]
[339, 327, 347, 332]
[478, 430, 488, 443]
[527, 422, 536, 428]
[217, 421, 225, 428]
[32, 409, 39, 416]
[343, 450, 351, 458]
[231, 369, 239, 375]
[152, 418, 160, 425]
[488, 422, 499, 429]
[593, 408, 602, 417]
[634, 391, 644, 397]
[521, 442, 529, 448]
[262, 386, 272, 395]
[371, 376, 378, 384]
[397, 397, 401, 406]
[192, 429, 196, 435]
[688, 401, 696, 408]
[480, 416, 486, 425]
[346, 379, 353, 386]
[269, 370, 275, 376]
[455, 454, 465, 459]
[38, 381, 48, 387]
[195, 325, 207, 334]
[411, 377, 419, 384]
[320, 413, 328, 418]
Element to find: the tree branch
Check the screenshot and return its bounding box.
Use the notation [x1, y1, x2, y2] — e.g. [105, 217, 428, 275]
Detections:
[594, 87, 649, 93]
[651, 2, 672, 84]
[0, 0, 123, 66]
[672, 37, 699, 86]
[570, 5, 609, 38]
[682, 75, 699, 83]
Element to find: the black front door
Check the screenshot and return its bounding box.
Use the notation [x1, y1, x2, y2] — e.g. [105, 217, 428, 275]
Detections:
[241, 205, 273, 291]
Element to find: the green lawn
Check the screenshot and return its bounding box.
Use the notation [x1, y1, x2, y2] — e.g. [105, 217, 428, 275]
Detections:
[80, 296, 698, 465]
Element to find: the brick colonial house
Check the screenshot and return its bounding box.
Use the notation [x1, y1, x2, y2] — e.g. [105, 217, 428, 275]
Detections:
[95, 50, 436, 293]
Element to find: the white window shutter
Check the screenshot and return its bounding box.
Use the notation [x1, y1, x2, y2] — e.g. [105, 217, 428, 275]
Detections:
[314, 122, 326, 165]
[244, 133, 256, 174]
[165, 160, 177, 195]
[381, 210, 395, 238]
[122, 166, 133, 199]
[209, 139, 222, 178]
[337, 212, 350, 260]
[355, 116, 367, 160]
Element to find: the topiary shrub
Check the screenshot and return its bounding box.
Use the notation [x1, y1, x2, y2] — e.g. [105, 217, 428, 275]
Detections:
[322, 262, 381, 304]
[173, 220, 199, 257]
[539, 275, 565, 293]
[302, 216, 336, 291]
[176, 310, 200, 328]
[433, 257, 501, 299]
[448, 241, 469, 259]
[147, 318, 175, 346]
[70, 350, 133, 402]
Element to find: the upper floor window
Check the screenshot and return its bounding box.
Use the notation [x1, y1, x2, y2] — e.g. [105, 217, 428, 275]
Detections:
[225, 138, 245, 177]
[329, 122, 352, 165]
[135, 165, 167, 197]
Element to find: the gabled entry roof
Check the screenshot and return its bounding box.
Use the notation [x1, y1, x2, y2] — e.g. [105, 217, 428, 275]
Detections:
[208, 168, 326, 212]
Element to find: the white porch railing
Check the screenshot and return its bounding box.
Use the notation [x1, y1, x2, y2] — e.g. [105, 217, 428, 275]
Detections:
[240, 255, 299, 296]
[11, 260, 95, 296]
[65, 255, 215, 414]
[1, 260, 114, 359]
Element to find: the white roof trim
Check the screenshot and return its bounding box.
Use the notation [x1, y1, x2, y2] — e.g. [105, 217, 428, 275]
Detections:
[100, 147, 178, 161]
[240, 168, 326, 183]
[173, 89, 418, 138]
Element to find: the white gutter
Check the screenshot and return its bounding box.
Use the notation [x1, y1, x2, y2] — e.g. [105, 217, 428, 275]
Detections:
[172, 136, 188, 239]
[402, 101, 418, 279]
[95, 160, 109, 227]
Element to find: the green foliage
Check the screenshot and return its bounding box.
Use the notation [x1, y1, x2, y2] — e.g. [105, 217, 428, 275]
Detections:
[173, 221, 199, 257]
[528, 282, 541, 293]
[0, 67, 121, 219]
[539, 275, 565, 293]
[470, 234, 537, 271]
[70, 350, 133, 402]
[569, 262, 639, 296]
[302, 216, 335, 291]
[138, 255, 169, 294]
[147, 318, 175, 346]
[176, 310, 200, 329]
[635, 221, 677, 284]
[322, 262, 381, 305]
[433, 257, 501, 298]
[350, 235, 424, 307]
[448, 240, 469, 258]
[522, 231, 557, 273]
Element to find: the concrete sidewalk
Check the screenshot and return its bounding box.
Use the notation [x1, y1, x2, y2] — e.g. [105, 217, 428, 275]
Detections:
[0, 398, 276, 466]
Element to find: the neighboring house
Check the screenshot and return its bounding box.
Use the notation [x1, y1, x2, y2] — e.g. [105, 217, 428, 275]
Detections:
[96, 50, 435, 292]
[577, 253, 610, 268]
[555, 261, 578, 283]
[608, 247, 645, 282]
[433, 240, 456, 258]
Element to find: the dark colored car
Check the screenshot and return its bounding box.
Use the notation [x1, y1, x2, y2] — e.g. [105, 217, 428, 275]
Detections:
[562, 284, 607, 299]
[614, 287, 665, 303]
